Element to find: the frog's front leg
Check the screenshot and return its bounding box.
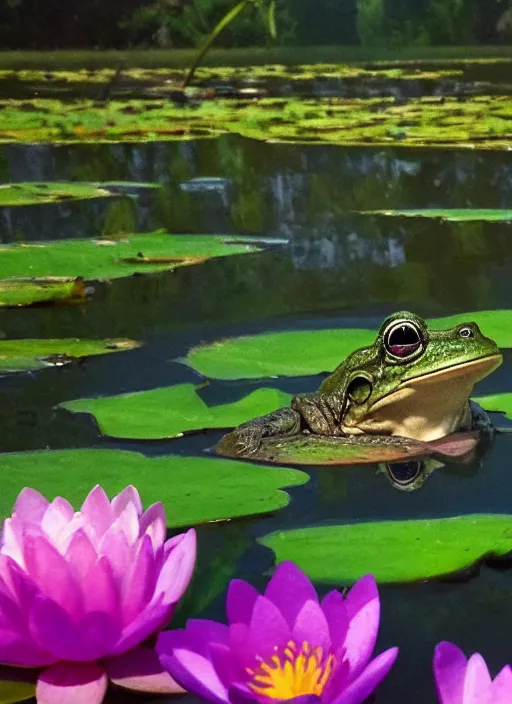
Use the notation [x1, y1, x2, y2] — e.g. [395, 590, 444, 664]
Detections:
[227, 407, 302, 456]
[469, 400, 495, 439]
[291, 392, 342, 436]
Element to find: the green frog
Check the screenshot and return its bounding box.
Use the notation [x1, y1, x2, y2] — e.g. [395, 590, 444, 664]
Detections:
[217, 311, 502, 457]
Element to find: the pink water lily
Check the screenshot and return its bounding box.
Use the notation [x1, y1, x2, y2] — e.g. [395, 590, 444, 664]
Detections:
[434, 642, 512, 704]
[157, 560, 398, 704]
[0, 485, 196, 704]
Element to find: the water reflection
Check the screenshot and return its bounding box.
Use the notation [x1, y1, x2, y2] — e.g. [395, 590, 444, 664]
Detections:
[2, 129, 512, 704]
[383, 458, 441, 491]
[2, 139, 512, 341]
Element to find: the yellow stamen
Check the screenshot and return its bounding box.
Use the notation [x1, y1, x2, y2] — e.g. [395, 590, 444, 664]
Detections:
[248, 641, 334, 700]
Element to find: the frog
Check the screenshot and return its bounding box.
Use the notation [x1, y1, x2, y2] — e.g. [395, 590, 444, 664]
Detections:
[217, 311, 503, 457]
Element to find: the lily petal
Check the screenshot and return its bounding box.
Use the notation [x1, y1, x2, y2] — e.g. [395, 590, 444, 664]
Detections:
[153, 529, 196, 606]
[264, 562, 319, 627]
[434, 642, 469, 704]
[343, 575, 380, 678]
[105, 645, 184, 693]
[161, 649, 229, 704]
[490, 665, 512, 704]
[226, 579, 259, 626]
[13, 488, 49, 524]
[330, 647, 399, 704]
[463, 653, 492, 704]
[36, 662, 107, 704]
[111, 486, 143, 519]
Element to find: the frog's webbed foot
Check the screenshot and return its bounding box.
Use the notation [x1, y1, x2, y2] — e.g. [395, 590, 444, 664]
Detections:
[218, 407, 302, 457]
[230, 426, 265, 456]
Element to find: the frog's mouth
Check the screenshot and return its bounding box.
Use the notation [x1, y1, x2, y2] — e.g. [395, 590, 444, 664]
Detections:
[345, 353, 503, 442]
[399, 352, 503, 388]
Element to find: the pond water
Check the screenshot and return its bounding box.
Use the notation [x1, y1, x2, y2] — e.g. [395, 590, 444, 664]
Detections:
[2, 67, 512, 704]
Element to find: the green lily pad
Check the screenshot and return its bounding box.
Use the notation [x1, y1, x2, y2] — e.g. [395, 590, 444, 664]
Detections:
[215, 430, 479, 466]
[475, 393, 512, 420]
[0, 681, 35, 704]
[0, 232, 262, 282]
[0, 337, 140, 373]
[183, 310, 512, 380]
[259, 514, 512, 584]
[0, 277, 88, 307]
[59, 385, 291, 440]
[0, 181, 118, 206]
[3, 93, 512, 149]
[0, 449, 308, 527]
[361, 209, 512, 222]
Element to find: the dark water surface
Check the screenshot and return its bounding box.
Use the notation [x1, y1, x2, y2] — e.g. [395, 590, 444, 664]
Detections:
[2, 130, 512, 702]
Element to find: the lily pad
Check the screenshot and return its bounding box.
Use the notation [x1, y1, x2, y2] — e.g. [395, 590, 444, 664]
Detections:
[475, 393, 512, 420]
[0, 277, 88, 307]
[0, 337, 140, 373]
[0, 681, 35, 704]
[59, 385, 291, 440]
[4, 93, 512, 149]
[0, 449, 308, 527]
[182, 310, 512, 379]
[0, 181, 117, 206]
[361, 209, 512, 222]
[259, 514, 512, 584]
[0, 232, 262, 282]
[215, 431, 479, 466]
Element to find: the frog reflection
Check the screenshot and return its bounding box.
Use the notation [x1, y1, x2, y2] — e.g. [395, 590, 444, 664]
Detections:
[381, 428, 494, 492]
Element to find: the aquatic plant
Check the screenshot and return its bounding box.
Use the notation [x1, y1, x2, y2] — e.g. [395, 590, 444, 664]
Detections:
[434, 641, 512, 704]
[0, 485, 196, 703]
[184, 0, 277, 87]
[157, 560, 398, 703]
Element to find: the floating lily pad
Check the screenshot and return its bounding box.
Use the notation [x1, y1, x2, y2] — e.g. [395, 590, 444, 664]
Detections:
[0, 680, 35, 704]
[0, 232, 262, 282]
[0, 181, 118, 206]
[361, 209, 512, 222]
[0, 277, 89, 307]
[3, 93, 512, 149]
[215, 430, 479, 465]
[0, 337, 140, 373]
[59, 385, 291, 440]
[0, 449, 308, 527]
[183, 310, 512, 379]
[475, 393, 512, 420]
[259, 514, 512, 584]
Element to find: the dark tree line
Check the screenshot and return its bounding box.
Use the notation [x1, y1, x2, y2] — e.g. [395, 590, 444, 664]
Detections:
[0, 0, 508, 50]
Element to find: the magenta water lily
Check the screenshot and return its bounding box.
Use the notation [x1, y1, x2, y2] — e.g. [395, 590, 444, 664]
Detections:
[0, 485, 196, 704]
[434, 642, 512, 704]
[157, 560, 398, 704]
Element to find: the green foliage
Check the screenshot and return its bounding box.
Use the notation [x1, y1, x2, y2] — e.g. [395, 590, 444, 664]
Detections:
[356, 0, 386, 46]
[0, 338, 140, 373]
[259, 515, 512, 584]
[0, 232, 261, 281]
[60, 385, 291, 439]
[0, 681, 35, 704]
[0, 449, 308, 527]
[0, 0, 506, 49]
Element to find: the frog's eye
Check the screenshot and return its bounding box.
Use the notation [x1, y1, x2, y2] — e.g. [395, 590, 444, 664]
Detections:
[459, 326, 474, 339]
[384, 320, 423, 359]
[385, 461, 425, 489]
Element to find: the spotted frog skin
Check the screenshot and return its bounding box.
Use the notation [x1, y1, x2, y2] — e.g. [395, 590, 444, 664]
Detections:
[219, 311, 503, 457]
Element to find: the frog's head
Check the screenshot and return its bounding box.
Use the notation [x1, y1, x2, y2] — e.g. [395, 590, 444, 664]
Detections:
[320, 311, 502, 442]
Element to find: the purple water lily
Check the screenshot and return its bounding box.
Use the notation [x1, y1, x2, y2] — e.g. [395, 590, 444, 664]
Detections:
[434, 642, 512, 704]
[0, 485, 196, 704]
[157, 560, 398, 704]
